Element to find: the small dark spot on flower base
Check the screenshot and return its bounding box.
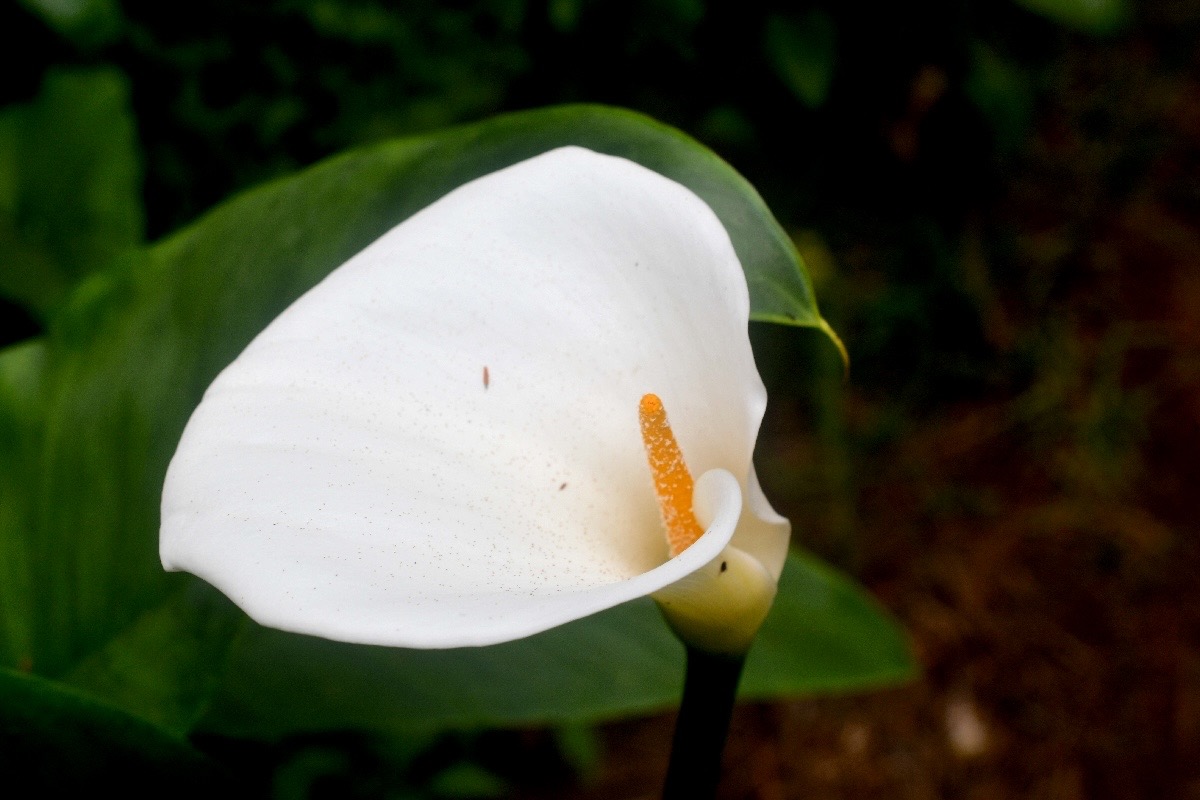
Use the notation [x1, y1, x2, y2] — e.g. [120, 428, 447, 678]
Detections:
[483, 366, 490, 390]
[720, 561, 727, 573]
[559, 482, 568, 491]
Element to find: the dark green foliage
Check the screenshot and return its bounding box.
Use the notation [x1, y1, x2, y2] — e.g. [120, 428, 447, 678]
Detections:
[0, 68, 143, 318]
[0, 668, 236, 796]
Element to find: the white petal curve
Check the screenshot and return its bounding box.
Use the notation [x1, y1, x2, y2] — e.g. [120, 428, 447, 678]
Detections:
[160, 146, 787, 648]
[651, 469, 778, 654]
[732, 464, 791, 582]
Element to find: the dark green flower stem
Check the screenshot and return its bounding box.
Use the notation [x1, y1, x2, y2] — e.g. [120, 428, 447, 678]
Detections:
[661, 646, 747, 800]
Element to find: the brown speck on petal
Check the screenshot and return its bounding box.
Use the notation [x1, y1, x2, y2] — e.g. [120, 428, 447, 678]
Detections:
[483, 366, 490, 389]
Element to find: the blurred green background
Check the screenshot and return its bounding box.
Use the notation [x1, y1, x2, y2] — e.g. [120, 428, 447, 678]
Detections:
[3, 0, 1199, 797]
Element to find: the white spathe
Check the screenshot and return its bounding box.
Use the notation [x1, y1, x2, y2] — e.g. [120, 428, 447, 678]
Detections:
[160, 146, 790, 650]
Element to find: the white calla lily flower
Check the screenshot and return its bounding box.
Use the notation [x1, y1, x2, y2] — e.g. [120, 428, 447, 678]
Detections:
[160, 146, 790, 654]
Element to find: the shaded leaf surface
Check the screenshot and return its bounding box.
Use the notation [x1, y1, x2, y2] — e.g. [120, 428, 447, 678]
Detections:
[203, 552, 913, 737]
[1013, 0, 1129, 33]
[0, 67, 143, 317]
[0, 340, 45, 668]
[0, 668, 233, 795]
[764, 11, 838, 110]
[64, 582, 245, 736]
[16, 0, 123, 47]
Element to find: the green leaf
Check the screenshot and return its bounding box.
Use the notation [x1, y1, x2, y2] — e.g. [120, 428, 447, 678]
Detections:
[764, 11, 838, 110]
[3, 250, 184, 677]
[17, 0, 124, 48]
[0, 67, 144, 317]
[0, 340, 46, 669]
[427, 762, 510, 799]
[0, 668, 231, 794]
[0, 339, 47, 424]
[745, 551, 915, 695]
[63, 582, 246, 736]
[201, 552, 913, 737]
[1, 105, 859, 734]
[1012, 0, 1129, 34]
[196, 101, 829, 331]
[966, 43, 1034, 157]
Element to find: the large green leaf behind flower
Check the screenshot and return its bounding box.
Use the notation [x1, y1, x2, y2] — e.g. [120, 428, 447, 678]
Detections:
[206, 550, 912, 736]
[0, 105, 903, 735]
[0, 668, 231, 794]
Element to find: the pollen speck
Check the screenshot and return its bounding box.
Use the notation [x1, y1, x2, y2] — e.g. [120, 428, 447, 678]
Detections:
[482, 366, 490, 389]
[639, 393, 704, 556]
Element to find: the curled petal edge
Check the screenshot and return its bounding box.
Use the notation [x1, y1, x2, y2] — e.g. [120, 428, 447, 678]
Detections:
[188, 467, 766, 651]
[407, 468, 755, 649]
[653, 469, 780, 656]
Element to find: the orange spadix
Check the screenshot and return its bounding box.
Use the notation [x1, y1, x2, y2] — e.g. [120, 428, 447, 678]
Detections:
[639, 393, 704, 557]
